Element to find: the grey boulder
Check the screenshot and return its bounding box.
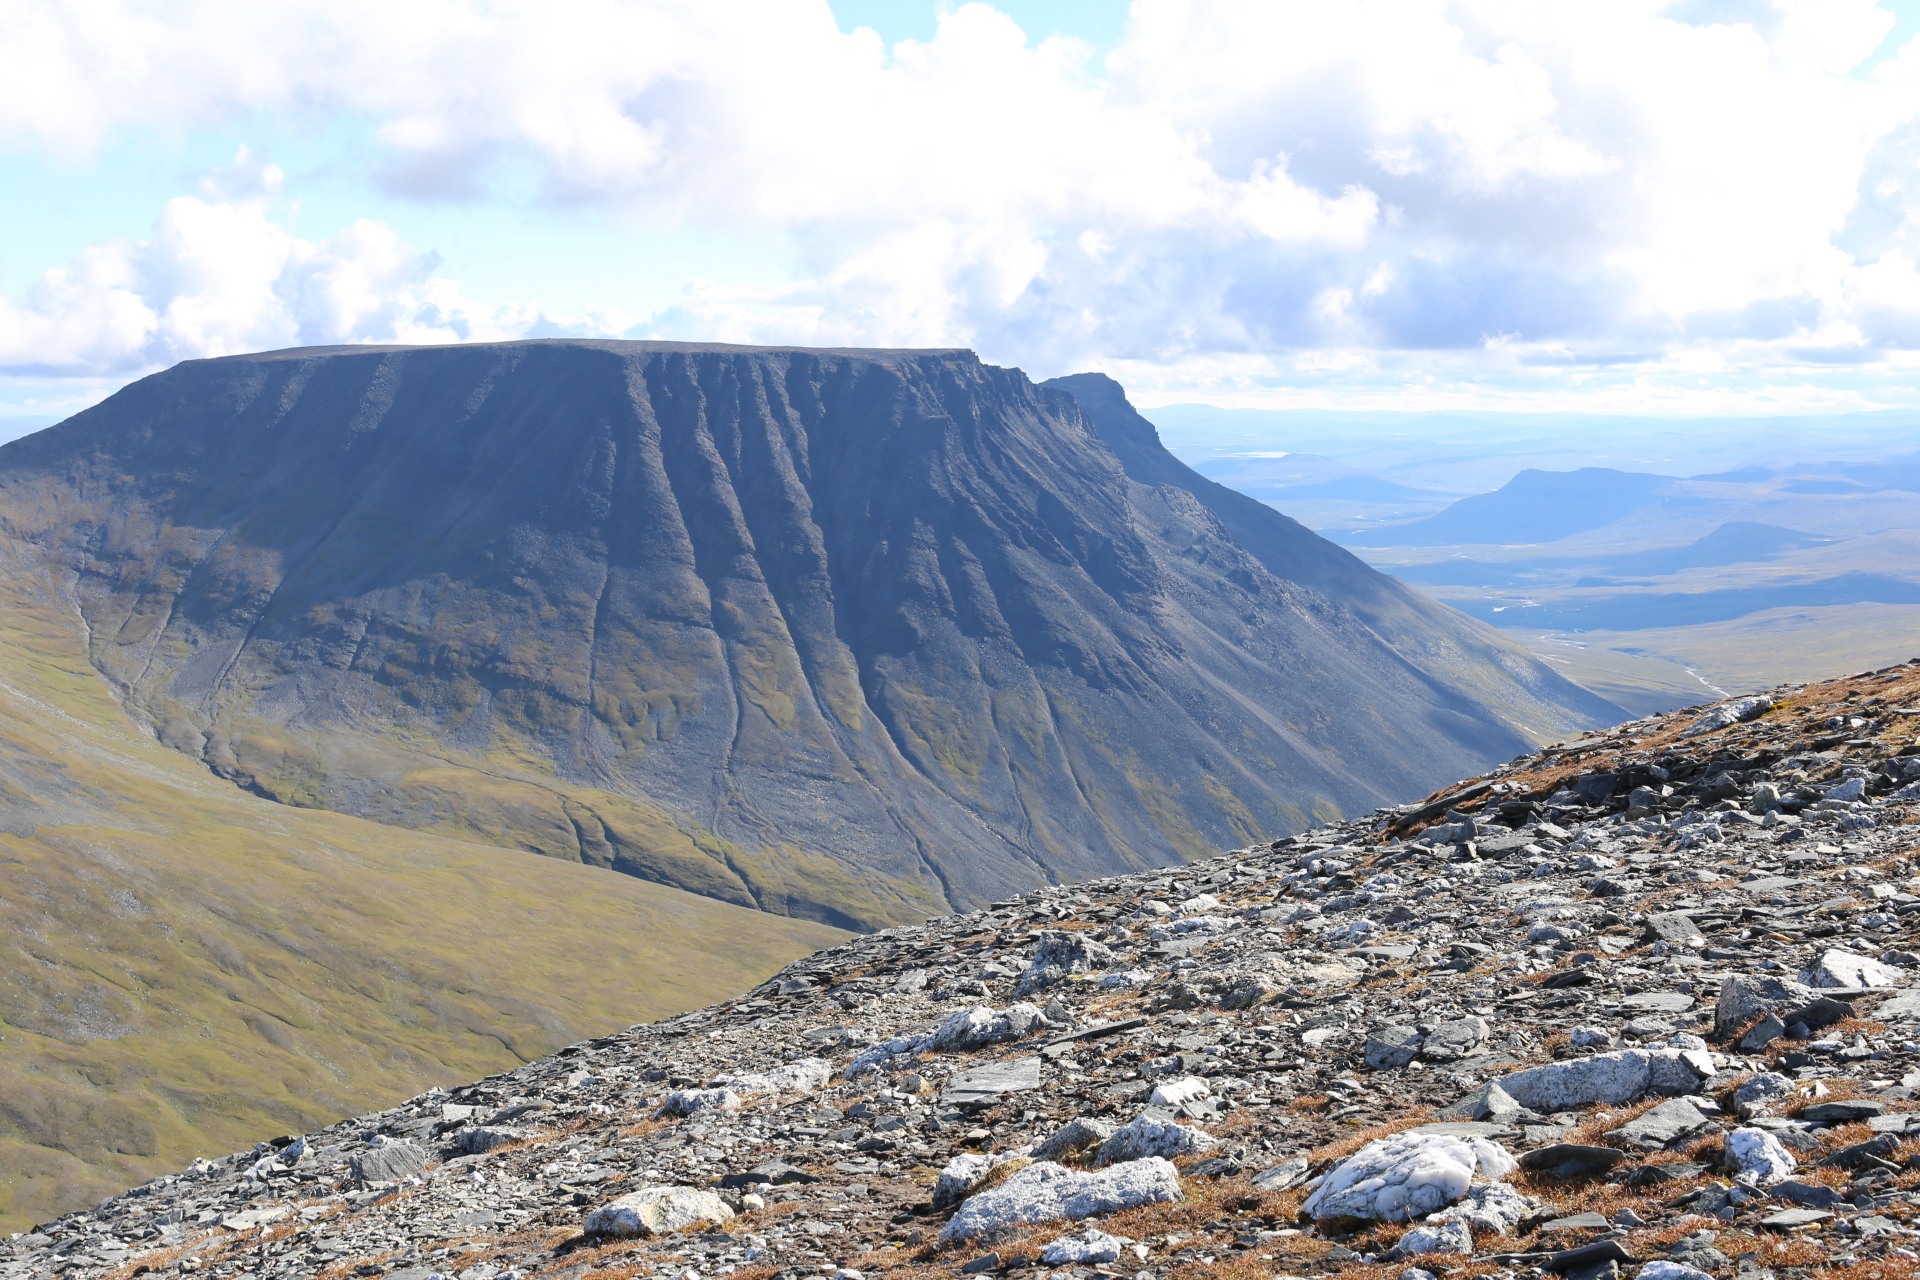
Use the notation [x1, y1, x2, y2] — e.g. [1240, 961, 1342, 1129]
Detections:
[1419, 1015, 1490, 1062]
[1303, 1132, 1516, 1222]
[1250, 1157, 1312, 1192]
[940, 1057, 1044, 1108]
[457, 1126, 529, 1155]
[1094, 1115, 1219, 1166]
[350, 1141, 428, 1185]
[1495, 1049, 1712, 1112]
[1799, 949, 1901, 990]
[1033, 1117, 1116, 1162]
[1715, 975, 1817, 1037]
[586, 1186, 735, 1237]
[1365, 1024, 1424, 1071]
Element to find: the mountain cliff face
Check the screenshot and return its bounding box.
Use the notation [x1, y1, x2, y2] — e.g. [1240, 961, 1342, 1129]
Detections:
[0, 341, 1619, 928]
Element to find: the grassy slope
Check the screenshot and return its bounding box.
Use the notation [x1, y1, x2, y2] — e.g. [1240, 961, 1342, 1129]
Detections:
[0, 580, 848, 1232]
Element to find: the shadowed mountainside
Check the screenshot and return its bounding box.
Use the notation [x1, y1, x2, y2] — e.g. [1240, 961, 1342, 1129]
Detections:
[0, 342, 1620, 929]
[0, 556, 847, 1232]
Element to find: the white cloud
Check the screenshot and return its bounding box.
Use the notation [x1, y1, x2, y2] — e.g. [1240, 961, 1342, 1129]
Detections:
[3, 0, 1920, 396]
[0, 180, 631, 376]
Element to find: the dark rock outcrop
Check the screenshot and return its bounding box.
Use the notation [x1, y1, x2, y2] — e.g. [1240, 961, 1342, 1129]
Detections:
[0, 341, 1616, 927]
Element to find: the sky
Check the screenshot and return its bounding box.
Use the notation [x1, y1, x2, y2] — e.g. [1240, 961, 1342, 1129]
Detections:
[6, 0, 1920, 430]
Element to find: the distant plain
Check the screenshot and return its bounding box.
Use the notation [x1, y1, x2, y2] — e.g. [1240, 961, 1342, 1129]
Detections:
[1148, 404, 1920, 714]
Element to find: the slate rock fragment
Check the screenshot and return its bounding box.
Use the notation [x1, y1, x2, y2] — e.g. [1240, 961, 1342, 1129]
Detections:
[1518, 1144, 1627, 1178]
[1606, 1098, 1716, 1150]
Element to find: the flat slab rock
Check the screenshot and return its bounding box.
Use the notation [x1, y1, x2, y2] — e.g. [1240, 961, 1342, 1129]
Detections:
[1607, 1098, 1716, 1150]
[939, 1056, 1043, 1107]
[1613, 992, 1695, 1013]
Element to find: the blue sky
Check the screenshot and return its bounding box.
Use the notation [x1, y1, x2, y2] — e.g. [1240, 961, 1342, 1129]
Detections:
[6, 0, 1920, 430]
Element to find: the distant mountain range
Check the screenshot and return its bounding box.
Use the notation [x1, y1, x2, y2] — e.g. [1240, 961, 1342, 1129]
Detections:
[0, 341, 1619, 933]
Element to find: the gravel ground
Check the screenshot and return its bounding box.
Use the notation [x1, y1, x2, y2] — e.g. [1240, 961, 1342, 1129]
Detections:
[20, 663, 1920, 1280]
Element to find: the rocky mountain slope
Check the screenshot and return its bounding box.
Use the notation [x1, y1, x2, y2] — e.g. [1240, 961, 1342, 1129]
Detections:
[0, 560, 845, 1234]
[0, 341, 1617, 931]
[32, 662, 1920, 1280]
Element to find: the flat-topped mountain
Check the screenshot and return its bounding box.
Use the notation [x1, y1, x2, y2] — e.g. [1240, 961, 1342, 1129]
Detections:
[0, 341, 1618, 928]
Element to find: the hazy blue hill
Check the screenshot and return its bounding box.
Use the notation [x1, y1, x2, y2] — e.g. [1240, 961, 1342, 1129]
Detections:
[1597, 521, 1832, 575]
[1344, 467, 1682, 546]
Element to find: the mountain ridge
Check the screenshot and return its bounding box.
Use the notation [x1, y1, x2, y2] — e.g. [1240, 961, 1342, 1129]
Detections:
[0, 341, 1619, 929]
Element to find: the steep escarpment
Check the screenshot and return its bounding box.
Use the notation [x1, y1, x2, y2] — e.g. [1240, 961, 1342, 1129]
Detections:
[0, 341, 1618, 928]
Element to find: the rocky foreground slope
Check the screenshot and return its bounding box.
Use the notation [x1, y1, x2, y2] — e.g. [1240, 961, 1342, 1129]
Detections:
[28, 662, 1920, 1280]
[0, 341, 1615, 931]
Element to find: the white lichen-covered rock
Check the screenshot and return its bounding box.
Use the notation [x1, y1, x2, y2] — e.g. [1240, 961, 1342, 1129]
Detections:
[843, 1033, 933, 1079]
[1039, 1228, 1134, 1264]
[1094, 1115, 1219, 1166]
[931, 1151, 1031, 1208]
[1732, 1072, 1795, 1118]
[1799, 948, 1902, 990]
[1493, 1049, 1711, 1112]
[940, 1158, 1182, 1241]
[659, 1088, 741, 1117]
[1302, 1133, 1517, 1222]
[710, 1057, 832, 1095]
[1392, 1219, 1474, 1257]
[587, 1186, 735, 1237]
[930, 1003, 1053, 1052]
[1148, 1077, 1211, 1107]
[1014, 931, 1115, 998]
[1425, 1180, 1534, 1235]
[1679, 695, 1773, 739]
[1146, 915, 1236, 940]
[1726, 1127, 1796, 1184]
[1639, 1263, 1716, 1280]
